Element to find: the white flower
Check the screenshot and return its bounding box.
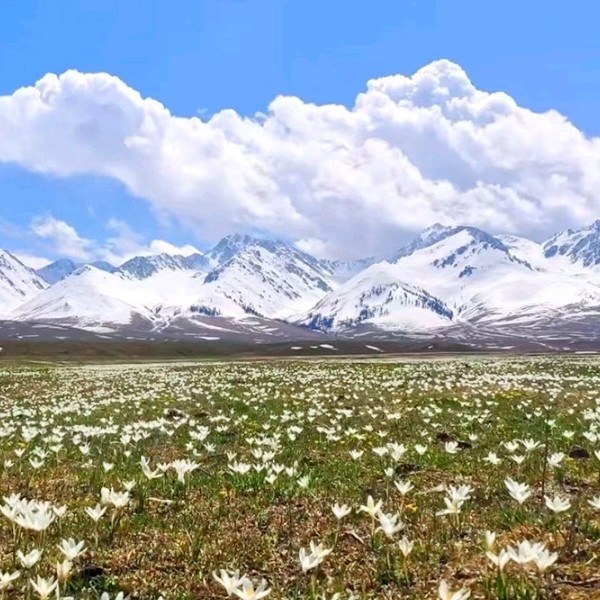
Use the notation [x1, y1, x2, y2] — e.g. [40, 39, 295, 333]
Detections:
[547, 452, 565, 467]
[232, 578, 271, 600]
[544, 494, 571, 513]
[507, 540, 547, 564]
[533, 548, 558, 572]
[358, 495, 382, 518]
[30, 576, 57, 600]
[100, 487, 130, 509]
[436, 496, 463, 517]
[332, 503, 351, 520]
[297, 475, 311, 489]
[484, 531, 496, 550]
[486, 550, 511, 572]
[503, 441, 519, 453]
[394, 480, 414, 496]
[438, 579, 470, 600]
[504, 478, 532, 505]
[85, 504, 107, 522]
[377, 510, 404, 538]
[299, 541, 332, 572]
[58, 538, 86, 561]
[484, 452, 501, 465]
[444, 441, 459, 454]
[448, 485, 473, 504]
[0, 571, 19, 590]
[56, 560, 73, 583]
[398, 536, 414, 557]
[213, 569, 246, 596]
[17, 549, 42, 569]
[521, 438, 541, 452]
[140, 456, 163, 480]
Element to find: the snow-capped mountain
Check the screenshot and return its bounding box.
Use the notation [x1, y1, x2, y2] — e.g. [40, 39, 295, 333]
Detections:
[319, 257, 377, 281]
[494, 235, 546, 270]
[299, 224, 600, 334]
[36, 259, 79, 285]
[0, 250, 47, 315]
[10, 236, 342, 328]
[390, 223, 456, 262]
[303, 262, 453, 332]
[165, 238, 337, 320]
[389, 226, 535, 307]
[13, 265, 154, 327]
[542, 220, 600, 268]
[7, 221, 600, 347]
[37, 259, 116, 285]
[300, 226, 524, 331]
[204, 233, 256, 267]
[118, 253, 208, 280]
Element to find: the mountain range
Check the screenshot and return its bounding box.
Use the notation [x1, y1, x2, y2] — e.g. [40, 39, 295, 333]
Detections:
[3, 222, 600, 351]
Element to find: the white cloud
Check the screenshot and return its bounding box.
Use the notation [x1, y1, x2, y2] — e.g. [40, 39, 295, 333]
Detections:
[146, 240, 201, 257]
[28, 217, 202, 266]
[31, 216, 93, 260]
[13, 252, 51, 269]
[295, 237, 333, 259]
[3, 60, 600, 258]
[98, 219, 200, 265]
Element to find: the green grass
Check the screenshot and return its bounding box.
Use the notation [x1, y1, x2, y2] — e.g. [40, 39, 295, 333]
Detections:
[0, 358, 599, 598]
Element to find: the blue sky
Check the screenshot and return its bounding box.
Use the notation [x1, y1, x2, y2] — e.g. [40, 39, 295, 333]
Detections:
[2, 0, 600, 265]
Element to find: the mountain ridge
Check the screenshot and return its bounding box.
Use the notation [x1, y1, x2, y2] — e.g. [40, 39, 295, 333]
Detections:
[6, 222, 600, 348]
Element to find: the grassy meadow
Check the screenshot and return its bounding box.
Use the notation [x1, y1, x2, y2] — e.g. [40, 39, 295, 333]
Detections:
[0, 357, 599, 599]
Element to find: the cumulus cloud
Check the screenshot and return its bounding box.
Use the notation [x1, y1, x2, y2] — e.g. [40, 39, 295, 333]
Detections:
[13, 252, 51, 269]
[146, 240, 201, 257]
[31, 216, 93, 260]
[98, 219, 200, 264]
[2, 60, 600, 258]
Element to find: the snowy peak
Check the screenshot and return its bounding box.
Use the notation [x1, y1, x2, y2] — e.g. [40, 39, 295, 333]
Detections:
[302, 262, 454, 332]
[195, 239, 335, 318]
[396, 226, 532, 279]
[90, 260, 118, 274]
[391, 223, 456, 261]
[319, 257, 377, 281]
[118, 252, 208, 280]
[205, 233, 259, 266]
[36, 259, 116, 284]
[495, 235, 546, 270]
[0, 250, 47, 315]
[298, 225, 541, 335]
[426, 227, 527, 272]
[205, 239, 331, 289]
[543, 220, 600, 267]
[36, 259, 78, 285]
[8, 221, 600, 342]
[12, 265, 151, 326]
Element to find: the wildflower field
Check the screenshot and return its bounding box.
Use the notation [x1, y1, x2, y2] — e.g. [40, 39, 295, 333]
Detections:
[2, 357, 600, 599]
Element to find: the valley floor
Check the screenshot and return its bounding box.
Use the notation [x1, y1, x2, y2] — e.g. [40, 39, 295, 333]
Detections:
[0, 338, 486, 364]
